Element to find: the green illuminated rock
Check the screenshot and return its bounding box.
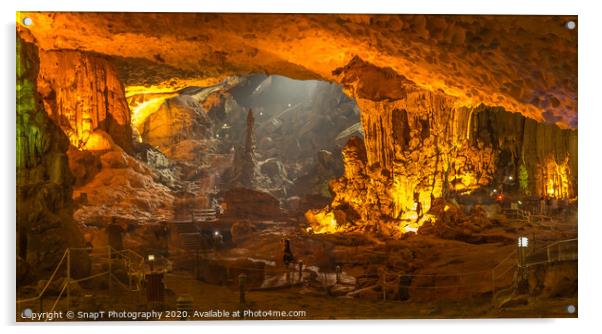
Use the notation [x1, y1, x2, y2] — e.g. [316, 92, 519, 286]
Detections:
[16, 32, 89, 285]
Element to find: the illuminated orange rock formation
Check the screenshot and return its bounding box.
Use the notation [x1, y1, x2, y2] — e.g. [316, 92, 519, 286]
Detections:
[37, 50, 133, 152]
[134, 95, 213, 156]
[17, 13, 578, 237]
[308, 58, 576, 234]
[72, 145, 175, 225]
[539, 155, 574, 199]
[18, 13, 577, 129]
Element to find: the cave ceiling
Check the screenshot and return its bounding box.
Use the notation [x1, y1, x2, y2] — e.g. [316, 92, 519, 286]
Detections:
[18, 12, 577, 128]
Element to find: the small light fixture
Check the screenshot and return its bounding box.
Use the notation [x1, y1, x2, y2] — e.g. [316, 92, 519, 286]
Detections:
[492, 189, 497, 193]
[214, 231, 220, 236]
[509, 176, 513, 181]
[517, 236, 529, 248]
[518, 200, 523, 205]
[148, 254, 155, 272]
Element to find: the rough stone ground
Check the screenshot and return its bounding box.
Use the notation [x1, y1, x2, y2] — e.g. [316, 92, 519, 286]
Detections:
[17, 214, 577, 321]
[19, 268, 576, 321]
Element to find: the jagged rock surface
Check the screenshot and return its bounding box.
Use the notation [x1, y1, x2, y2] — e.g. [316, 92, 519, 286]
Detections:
[138, 95, 213, 157]
[19, 13, 577, 128]
[16, 33, 89, 282]
[308, 58, 576, 233]
[222, 188, 283, 219]
[223, 109, 264, 190]
[37, 50, 133, 152]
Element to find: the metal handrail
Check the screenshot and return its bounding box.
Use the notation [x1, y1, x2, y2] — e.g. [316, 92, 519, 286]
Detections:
[47, 280, 69, 318]
[19, 236, 578, 311]
[492, 249, 517, 273]
[16, 249, 69, 305]
[17, 246, 146, 313]
[109, 247, 145, 290]
[546, 238, 578, 248]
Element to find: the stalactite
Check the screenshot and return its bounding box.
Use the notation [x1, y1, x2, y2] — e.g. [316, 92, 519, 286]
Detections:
[309, 57, 576, 235]
[37, 50, 133, 152]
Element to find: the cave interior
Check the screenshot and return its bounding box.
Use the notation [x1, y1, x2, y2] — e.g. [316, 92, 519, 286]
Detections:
[16, 13, 577, 319]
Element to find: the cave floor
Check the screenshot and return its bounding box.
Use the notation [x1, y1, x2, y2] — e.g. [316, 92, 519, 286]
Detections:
[162, 270, 577, 319]
[28, 268, 574, 321]
[17, 212, 577, 321]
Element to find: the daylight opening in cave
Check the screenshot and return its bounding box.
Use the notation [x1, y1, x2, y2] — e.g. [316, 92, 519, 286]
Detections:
[125, 74, 362, 226]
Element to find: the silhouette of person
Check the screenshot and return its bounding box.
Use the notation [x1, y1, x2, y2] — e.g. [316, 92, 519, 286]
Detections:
[282, 238, 294, 267]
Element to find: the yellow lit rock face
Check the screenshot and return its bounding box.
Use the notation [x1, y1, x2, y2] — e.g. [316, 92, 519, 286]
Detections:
[18, 12, 577, 129]
[16, 13, 578, 236]
[305, 210, 340, 234]
[541, 156, 573, 199]
[129, 94, 214, 157]
[310, 87, 575, 235]
[128, 94, 177, 141]
[124, 78, 224, 98]
[36, 49, 132, 152]
[82, 130, 114, 151]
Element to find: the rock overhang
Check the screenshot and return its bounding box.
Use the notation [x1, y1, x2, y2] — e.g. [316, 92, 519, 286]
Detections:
[17, 12, 577, 129]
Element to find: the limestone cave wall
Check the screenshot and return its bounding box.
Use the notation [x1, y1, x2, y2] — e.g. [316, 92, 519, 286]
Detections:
[16, 13, 577, 238]
[17, 32, 89, 282]
[26, 46, 177, 227]
[19, 13, 577, 129]
[37, 50, 133, 152]
[471, 106, 577, 198]
[310, 58, 577, 234]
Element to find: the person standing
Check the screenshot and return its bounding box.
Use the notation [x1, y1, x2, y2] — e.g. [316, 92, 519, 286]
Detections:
[282, 238, 295, 267]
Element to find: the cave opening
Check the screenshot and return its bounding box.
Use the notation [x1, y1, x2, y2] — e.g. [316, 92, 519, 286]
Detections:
[216, 75, 361, 201]
[127, 74, 362, 221]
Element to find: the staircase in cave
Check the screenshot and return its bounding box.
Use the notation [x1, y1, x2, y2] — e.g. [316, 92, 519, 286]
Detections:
[170, 222, 204, 250]
[172, 208, 217, 223]
[182, 180, 218, 223]
[192, 208, 217, 223]
[171, 180, 218, 251]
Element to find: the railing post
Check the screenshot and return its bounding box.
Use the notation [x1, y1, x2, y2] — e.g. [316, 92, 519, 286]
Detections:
[66, 248, 71, 308]
[127, 257, 132, 290]
[107, 246, 112, 298]
[491, 270, 496, 306]
[239, 273, 247, 305]
[379, 267, 386, 301]
[286, 264, 291, 285]
[195, 248, 199, 280]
